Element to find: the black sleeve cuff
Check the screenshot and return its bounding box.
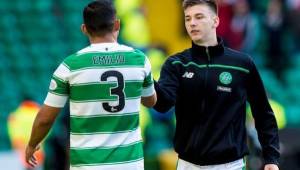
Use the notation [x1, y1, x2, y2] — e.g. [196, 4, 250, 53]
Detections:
[264, 158, 279, 166]
[153, 81, 173, 113]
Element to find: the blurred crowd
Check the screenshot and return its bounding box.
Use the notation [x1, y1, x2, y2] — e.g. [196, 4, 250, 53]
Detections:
[0, 0, 300, 170]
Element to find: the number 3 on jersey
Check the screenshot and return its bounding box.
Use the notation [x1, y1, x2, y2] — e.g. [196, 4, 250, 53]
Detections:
[101, 71, 125, 113]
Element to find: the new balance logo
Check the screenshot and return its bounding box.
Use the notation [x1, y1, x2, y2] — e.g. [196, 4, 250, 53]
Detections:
[182, 72, 194, 78]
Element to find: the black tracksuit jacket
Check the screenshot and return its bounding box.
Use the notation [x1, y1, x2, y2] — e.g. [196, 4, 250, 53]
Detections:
[154, 39, 280, 165]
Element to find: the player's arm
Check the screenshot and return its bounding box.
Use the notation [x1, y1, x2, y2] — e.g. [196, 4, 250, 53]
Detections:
[141, 53, 157, 108]
[153, 57, 179, 113]
[141, 79, 157, 108]
[246, 59, 280, 167]
[26, 63, 70, 167]
[25, 104, 61, 167]
[141, 92, 157, 107]
[27, 105, 60, 148]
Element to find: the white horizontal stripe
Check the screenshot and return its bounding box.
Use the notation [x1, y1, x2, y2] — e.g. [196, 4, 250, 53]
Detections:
[142, 84, 155, 97]
[70, 159, 144, 170]
[70, 127, 142, 148]
[144, 57, 152, 76]
[70, 98, 141, 116]
[53, 64, 71, 82]
[44, 92, 68, 108]
[68, 67, 147, 85]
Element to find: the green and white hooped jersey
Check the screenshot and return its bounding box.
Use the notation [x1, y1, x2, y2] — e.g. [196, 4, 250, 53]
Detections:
[44, 43, 155, 170]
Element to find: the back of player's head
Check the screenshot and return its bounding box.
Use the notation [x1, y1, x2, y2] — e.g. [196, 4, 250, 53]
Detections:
[182, 0, 218, 15]
[83, 0, 116, 36]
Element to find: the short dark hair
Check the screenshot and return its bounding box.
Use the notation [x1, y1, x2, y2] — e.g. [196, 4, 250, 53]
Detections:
[182, 0, 218, 14]
[83, 0, 116, 36]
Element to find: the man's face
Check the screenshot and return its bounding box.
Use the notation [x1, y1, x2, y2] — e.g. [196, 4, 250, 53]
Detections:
[184, 4, 219, 43]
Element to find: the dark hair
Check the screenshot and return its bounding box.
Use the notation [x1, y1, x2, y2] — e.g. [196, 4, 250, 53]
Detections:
[182, 0, 218, 14]
[83, 0, 116, 36]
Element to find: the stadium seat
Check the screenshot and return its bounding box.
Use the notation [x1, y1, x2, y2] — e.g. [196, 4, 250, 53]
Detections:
[59, 0, 90, 12]
[6, 44, 33, 70]
[0, 44, 11, 71]
[0, 14, 17, 31]
[13, 0, 32, 13]
[0, 56, 10, 71]
[0, 1, 11, 11]
[32, 0, 53, 12]
[1, 27, 21, 45]
[48, 42, 69, 63]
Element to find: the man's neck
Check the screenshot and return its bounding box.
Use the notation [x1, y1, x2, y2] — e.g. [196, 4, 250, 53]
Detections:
[194, 35, 218, 47]
[89, 34, 117, 44]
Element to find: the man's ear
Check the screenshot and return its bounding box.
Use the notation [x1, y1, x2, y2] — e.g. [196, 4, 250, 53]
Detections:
[113, 19, 120, 32]
[112, 19, 120, 40]
[213, 16, 220, 29]
[81, 24, 89, 36]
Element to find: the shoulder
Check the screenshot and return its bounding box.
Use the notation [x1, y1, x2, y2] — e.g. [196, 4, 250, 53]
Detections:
[77, 44, 135, 54]
[114, 44, 147, 59]
[222, 47, 257, 74]
[224, 47, 249, 59]
[63, 45, 93, 64]
[61, 53, 77, 69]
[224, 47, 254, 65]
[166, 49, 191, 64]
[132, 48, 147, 58]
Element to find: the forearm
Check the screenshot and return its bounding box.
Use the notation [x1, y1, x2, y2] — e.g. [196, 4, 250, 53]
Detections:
[154, 58, 179, 113]
[255, 113, 280, 165]
[28, 105, 60, 147]
[250, 93, 280, 164]
[141, 92, 157, 108]
[247, 61, 280, 164]
[28, 116, 54, 147]
[153, 81, 175, 113]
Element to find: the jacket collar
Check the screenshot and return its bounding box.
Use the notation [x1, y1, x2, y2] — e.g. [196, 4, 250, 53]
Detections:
[191, 37, 224, 58]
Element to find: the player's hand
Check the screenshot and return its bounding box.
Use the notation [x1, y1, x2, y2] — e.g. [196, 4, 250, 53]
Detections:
[264, 164, 279, 170]
[25, 144, 40, 167]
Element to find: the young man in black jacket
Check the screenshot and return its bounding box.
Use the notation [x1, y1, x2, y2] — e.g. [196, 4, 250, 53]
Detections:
[154, 0, 280, 169]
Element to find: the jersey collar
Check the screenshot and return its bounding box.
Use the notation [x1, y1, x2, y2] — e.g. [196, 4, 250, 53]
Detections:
[191, 37, 225, 59]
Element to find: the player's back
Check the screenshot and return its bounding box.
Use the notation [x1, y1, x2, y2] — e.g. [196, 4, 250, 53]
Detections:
[48, 43, 153, 170]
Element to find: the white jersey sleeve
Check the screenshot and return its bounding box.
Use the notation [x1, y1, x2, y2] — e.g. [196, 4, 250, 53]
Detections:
[141, 57, 155, 97]
[44, 63, 70, 108]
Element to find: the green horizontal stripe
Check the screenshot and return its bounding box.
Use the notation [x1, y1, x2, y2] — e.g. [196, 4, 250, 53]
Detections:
[172, 61, 249, 73]
[53, 74, 67, 83]
[70, 141, 143, 166]
[50, 76, 69, 95]
[64, 51, 145, 71]
[70, 128, 138, 135]
[172, 61, 206, 68]
[71, 112, 138, 118]
[209, 64, 249, 73]
[143, 73, 153, 87]
[71, 113, 139, 134]
[71, 158, 143, 167]
[49, 91, 68, 97]
[70, 81, 143, 101]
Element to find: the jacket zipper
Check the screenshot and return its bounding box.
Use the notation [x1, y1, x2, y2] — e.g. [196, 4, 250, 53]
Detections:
[206, 47, 211, 63]
[186, 47, 211, 151]
[200, 48, 211, 115]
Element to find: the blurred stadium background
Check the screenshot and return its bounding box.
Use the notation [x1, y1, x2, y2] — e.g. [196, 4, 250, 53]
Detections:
[0, 0, 300, 169]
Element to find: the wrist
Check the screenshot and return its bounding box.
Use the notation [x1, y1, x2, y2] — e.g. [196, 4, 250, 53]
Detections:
[28, 141, 38, 148]
[264, 159, 279, 166]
